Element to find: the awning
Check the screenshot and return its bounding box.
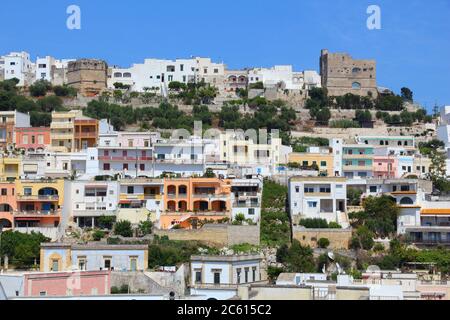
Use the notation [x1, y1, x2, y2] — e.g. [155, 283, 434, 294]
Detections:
[421, 209, 450, 216]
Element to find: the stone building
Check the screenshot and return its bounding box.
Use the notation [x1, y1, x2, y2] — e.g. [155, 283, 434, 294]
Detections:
[320, 49, 377, 98]
[67, 59, 108, 96]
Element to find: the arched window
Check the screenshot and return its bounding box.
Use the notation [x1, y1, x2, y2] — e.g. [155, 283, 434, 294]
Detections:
[400, 197, 414, 205]
[114, 72, 122, 78]
[352, 82, 361, 90]
[123, 72, 132, 78]
[352, 67, 361, 73]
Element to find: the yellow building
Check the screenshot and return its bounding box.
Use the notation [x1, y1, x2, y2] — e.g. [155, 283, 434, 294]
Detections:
[14, 179, 65, 228]
[219, 132, 284, 166]
[50, 110, 98, 153]
[288, 151, 334, 176]
[0, 156, 21, 181]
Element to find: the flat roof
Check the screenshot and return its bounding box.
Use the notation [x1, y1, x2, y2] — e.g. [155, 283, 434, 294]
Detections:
[41, 243, 148, 251]
[191, 254, 262, 262]
[290, 176, 347, 183]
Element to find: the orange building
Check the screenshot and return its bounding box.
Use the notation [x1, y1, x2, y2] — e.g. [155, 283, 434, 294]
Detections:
[0, 182, 17, 229]
[74, 118, 98, 151]
[15, 127, 51, 152]
[160, 178, 232, 229]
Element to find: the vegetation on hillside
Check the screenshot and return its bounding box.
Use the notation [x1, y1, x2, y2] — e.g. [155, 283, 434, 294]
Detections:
[0, 231, 50, 268]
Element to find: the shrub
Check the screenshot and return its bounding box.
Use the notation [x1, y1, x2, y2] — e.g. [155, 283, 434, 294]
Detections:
[318, 238, 330, 249]
[92, 230, 105, 241]
[113, 220, 133, 237]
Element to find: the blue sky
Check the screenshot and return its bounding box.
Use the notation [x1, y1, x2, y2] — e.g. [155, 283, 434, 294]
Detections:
[1, 0, 449, 110]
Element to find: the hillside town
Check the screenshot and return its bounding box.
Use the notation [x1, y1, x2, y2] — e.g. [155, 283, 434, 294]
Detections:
[0, 48, 450, 301]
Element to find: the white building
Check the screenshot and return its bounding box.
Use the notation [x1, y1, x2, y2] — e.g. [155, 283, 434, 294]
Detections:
[35, 56, 74, 85]
[62, 180, 120, 228]
[248, 65, 321, 90]
[108, 57, 226, 93]
[289, 177, 349, 227]
[231, 178, 263, 223]
[190, 254, 263, 300]
[2, 52, 34, 86]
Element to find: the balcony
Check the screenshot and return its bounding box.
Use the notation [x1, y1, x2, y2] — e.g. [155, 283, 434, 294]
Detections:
[13, 210, 60, 217]
[99, 156, 153, 161]
[343, 154, 373, 160]
[51, 122, 73, 129]
[193, 193, 228, 200]
[51, 133, 73, 140]
[154, 158, 203, 165]
[343, 165, 372, 171]
[17, 195, 59, 202]
[75, 132, 97, 138]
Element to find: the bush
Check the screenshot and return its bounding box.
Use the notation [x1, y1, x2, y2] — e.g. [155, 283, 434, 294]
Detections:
[113, 220, 133, 237]
[92, 230, 106, 241]
[29, 80, 52, 97]
[318, 238, 330, 249]
[329, 119, 360, 129]
[373, 243, 385, 252]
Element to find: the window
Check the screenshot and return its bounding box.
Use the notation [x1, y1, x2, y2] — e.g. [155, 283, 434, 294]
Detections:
[78, 258, 87, 271]
[103, 163, 110, 171]
[130, 257, 138, 271]
[123, 163, 129, 170]
[24, 187, 32, 196]
[104, 258, 112, 270]
[248, 208, 255, 215]
[127, 186, 134, 194]
[180, 64, 184, 72]
[370, 186, 377, 193]
[295, 186, 300, 193]
[352, 82, 361, 89]
[214, 272, 221, 284]
[320, 187, 331, 193]
[195, 271, 202, 283]
[304, 187, 314, 193]
[214, 68, 219, 74]
[237, 268, 242, 284]
[140, 164, 145, 171]
[321, 161, 327, 167]
[302, 161, 309, 167]
[39, 291, 47, 296]
[245, 268, 249, 283]
[1, 188, 7, 196]
[52, 259, 59, 272]
[252, 267, 257, 282]
[308, 201, 318, 208]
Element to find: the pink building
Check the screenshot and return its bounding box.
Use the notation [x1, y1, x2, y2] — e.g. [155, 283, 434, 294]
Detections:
[23, 271, 110, 297]
[373, 156, 398, 179]
[15, 127, 51, 152]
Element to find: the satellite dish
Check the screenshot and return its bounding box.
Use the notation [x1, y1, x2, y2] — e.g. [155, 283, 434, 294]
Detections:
[328, 252, 335, 261]
[322, 264, 327, 274]
[336, 263, 343, 275]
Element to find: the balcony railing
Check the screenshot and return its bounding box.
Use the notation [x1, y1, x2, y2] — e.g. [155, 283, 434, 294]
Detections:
[98, 156, 153, 161]
[14, 210, 60, 216]
[193, 193, 228, 199]
[17, 195, 59, 201]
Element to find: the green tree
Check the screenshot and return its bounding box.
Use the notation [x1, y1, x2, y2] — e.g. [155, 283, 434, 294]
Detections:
[282, 240, 316, 273]
[350, 226, 375, 250]
[400, 87, 413, 102]
[318, 238, 330, 249]
[349, 195, 399, 237]
[29, 80, 52, 97]
[138, 220, 153, 236]
[114, 220, 133, 237]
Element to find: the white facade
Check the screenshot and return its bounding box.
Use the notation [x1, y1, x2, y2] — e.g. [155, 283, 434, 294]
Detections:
[190, 255, 262, 287]
[231, 178, 263, 223]
[2, 52, 34, 86]
[248, 66, 321, 90]
[438, 106, 450, 150]
[289, 177, 348, 226]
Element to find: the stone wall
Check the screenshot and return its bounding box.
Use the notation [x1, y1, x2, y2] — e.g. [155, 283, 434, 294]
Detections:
[67, 59, 108, 96]
[320, 49, 377, 98]
[153, 224, 260, 247]
[110, 271, 173, 295]
[293, 227, 353, 250]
